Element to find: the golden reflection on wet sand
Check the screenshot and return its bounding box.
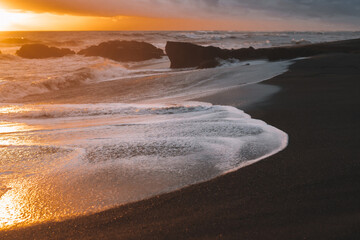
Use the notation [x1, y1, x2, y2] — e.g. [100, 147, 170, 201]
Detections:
[0, 178, 73, 230]
[0, 180, 29, 229]
[0, 118, 65, 230]
[0, 150, 84, 230]
[0, 106, 132, 229]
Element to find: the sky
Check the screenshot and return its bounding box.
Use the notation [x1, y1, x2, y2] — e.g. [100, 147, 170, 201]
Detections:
[0, 0, 359, 31]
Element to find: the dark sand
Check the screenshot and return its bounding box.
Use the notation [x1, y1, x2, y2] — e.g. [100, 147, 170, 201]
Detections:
[1, 53, 360, 239]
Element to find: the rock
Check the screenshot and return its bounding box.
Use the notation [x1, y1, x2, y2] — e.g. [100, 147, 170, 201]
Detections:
[197, 59, 221, 69]
[166, 41, 227, 68]
[165, 42, 263, 68]
[1, 38, 33, 44]
[166, 38, 360, 69]
[78, 40, 164, 62]
[16, 44, 75, 59]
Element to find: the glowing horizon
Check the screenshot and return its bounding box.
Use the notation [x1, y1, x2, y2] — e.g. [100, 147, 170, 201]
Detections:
[0, 1, 359, 32]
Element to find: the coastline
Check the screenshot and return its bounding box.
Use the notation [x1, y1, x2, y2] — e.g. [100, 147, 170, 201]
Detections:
[1, 52, 360, 239]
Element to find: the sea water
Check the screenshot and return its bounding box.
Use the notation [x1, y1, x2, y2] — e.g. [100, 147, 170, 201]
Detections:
[0, 31, 359, 228]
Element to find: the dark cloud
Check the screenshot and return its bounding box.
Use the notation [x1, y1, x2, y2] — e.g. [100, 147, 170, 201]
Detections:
[216, 0, 360, 18]
[2, 0, 360, 28]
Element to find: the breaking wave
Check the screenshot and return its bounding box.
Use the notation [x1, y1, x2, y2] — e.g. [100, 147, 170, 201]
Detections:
[0, 56, 171, 102]
[0, 66, 125, 101]
[0, 102, 211, 119]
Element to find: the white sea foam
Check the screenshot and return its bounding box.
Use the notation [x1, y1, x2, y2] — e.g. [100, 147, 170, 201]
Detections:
[0, 102, 287, 227]
[291, 38, 312, 45]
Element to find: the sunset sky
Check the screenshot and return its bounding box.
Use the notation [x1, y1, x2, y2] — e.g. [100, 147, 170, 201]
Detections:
[0, 0, 359, 31]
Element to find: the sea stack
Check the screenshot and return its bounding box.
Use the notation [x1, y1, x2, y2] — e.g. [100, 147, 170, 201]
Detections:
[165, 41, 226, 68]
[78, 40, 165, 62]
[16, 44, 75, 59]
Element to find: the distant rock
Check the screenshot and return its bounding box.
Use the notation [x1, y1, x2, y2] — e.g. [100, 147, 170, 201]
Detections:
[78, 40, 165, 62]
[166, 42, 262, 69]
[1, 38, 33, 44]
[165, 42, 225, 68]
[16, 44, 75, 59]
[166, 38, 360, 69]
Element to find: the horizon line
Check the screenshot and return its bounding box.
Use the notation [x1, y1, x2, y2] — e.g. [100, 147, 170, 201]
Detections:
[1, 30, 359, 33]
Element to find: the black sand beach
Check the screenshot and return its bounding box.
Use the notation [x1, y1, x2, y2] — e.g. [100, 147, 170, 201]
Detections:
[1, 52, 360, 239]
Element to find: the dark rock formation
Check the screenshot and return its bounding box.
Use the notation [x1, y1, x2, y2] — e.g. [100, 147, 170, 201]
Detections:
[165, 42, 225, 68]
[165, 42, 266, 68]
[1, 38, 33, 44]
[78, 40, 164, 62]
[16, 44, 75, 59]
[197, 59, 221, 69]
[166, 38, 360, 69]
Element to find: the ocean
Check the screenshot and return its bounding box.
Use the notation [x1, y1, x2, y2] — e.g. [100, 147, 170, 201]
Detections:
[0, 31, 359, 229]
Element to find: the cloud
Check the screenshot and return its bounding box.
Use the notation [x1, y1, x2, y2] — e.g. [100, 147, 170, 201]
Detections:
[2, 0, 360, 28]
[220, 0, 360, 18]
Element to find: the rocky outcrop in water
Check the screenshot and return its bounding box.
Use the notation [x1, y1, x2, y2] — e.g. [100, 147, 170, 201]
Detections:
[166, 38, 360, 69]
[78, 40, 165, 62]
[165, 42, 225, 69]
[16, 44, 75, 59]
[1, 38, 33, 44]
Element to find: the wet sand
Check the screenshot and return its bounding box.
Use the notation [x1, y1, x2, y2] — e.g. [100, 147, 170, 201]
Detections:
[1, 53, 360, 239]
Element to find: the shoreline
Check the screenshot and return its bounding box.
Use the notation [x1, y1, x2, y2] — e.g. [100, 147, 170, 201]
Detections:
[1, 52, 360, 239]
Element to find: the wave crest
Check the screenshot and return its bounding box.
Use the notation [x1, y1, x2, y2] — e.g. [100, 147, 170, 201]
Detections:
[0, 102, 212, 119]
[0, 61, 131, 101]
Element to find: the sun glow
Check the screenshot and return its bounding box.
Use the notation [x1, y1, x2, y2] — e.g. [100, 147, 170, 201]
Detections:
[0, 9, 30, 31]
